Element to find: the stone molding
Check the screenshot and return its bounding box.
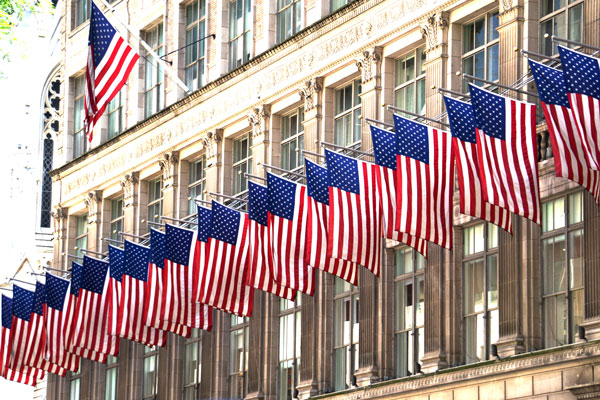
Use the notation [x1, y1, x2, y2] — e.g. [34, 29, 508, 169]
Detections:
[158, 151, 180, 188]
[200, 131, 222, 162]
[247, 105, 271, 139]
[120, 172, 139, 208]
[299, 77, 324, 113]
[51, 206, 68, 236]
[355, 47, 382, 84]
[420, 12, 449, 53]
[83, 190, 102, 225]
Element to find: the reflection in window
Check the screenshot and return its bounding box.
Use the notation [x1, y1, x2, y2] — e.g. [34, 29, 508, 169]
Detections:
[75, 215, 88, 260]
[110, 198, 124, 241]
[462, 11, 499, 92]
[394, 47, 426, 115]
[73, 75, 86, 158]
[540, 0, 583, 56]
[277, 0, 302, 43]
[229, 0, 252, 71]
[281, 108, 304, 171]
[233, 135, 252, 195]
[333, 278, 359, 391]
[188, 156, 207, 215]
[144, 24, 164, 118]
[148, 179, 163, 224]
[107, 89, 124, 139]
[334, 80, 362, 147]
[185, 0, 207, 90]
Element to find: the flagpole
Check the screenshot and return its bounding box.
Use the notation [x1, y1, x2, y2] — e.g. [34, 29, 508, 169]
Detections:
[96, 0, 192, 94]
[364, 117, 394, 130]
[258, 162, 306, 179]
[385, 105, 451, 128]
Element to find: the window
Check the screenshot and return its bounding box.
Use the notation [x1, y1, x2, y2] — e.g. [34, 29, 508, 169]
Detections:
[184, 329, 202, 399]
[542, 192, 584, 348]
[188, 157, 207, 214]
[281, 108, 304, 171]
[333, 278, 359, 391]
[394, 47, 426, 115]
[185, 1, 207, 91]
[334, 80, 362, 147]
[75, 215, 88, 259]
[462, 11, 499, 92]
[540, 0, 583, 56]
[143, 346, 158, 400]
[110, 198, 124, 241]
[107, 89, 124, 139]
[105, 355, 118, 400]
[147, 179, 163, 225]
[230, 315, 249, 399]
[73, 75, 86, 158]
[394, 247, 425, 377]
[74, 0, 91, 28]
[70, 366, 81, 400]
[331, 0, 352, 12]
[144, 24, 165, 118]
[232, 135, 252, 195]
[463, 223, 499, 364]
[229, 0, 252, 71]
[40, 134, 54, 228]
[277, 0, 302, 43]
[279, 297, 301, 400]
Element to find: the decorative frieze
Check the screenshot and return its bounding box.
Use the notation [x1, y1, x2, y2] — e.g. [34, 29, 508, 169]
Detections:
[83, 190, 102, 225]
[420, 12, 449, 54]
[120, 172, 139, 208]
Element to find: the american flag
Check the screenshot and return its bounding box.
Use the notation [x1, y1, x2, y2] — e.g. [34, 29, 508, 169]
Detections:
[193, 205, 211, 305]
[369, 125, 429, 255]
[469, 84, 541, 225]
[118, 240, 168, 347]
[84, 2, 139, 141]
[443, 96, 513, 231]
[44, 273, 80, 372]
[559, 45, 600, 171]
[267, 173, 315, 295]
[107, 245, 123, 338]
[325, 149, 382, 276]
[304, 159, 359, 285]
[200, 202, 254, 316]
[163, 224, 213, 328]
[142, 229, 191, 337]
[530, 59, 600, 205]
[246, 181, 296, 299]
[393, 115, 454, 249]
[72, 255, 119, 357]
[1, 294, 42, 385]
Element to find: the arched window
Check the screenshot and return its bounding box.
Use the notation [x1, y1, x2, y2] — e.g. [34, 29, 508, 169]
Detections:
[40, 74, 61, 228]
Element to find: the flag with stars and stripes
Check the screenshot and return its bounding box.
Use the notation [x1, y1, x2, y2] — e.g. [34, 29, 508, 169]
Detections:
[1, 294, 42, 386]
[193, 205, 212, 304]
[267, 173, 315, 295]
[393, 115, 454, 249]
[559, 45, 600, 171]
[325, 149, 382, 276]
[107, 245, 123, 338]
[304, 159, 359, 285]
[469, 84, 541, 225]
[200, 202, 254, 316]
[163, 224, 213, 329]
[44, 273, 80, 372]
[84, 1, 139, 142]
[443, 96, 513, 232]
[117, 240, 168, 347]
[369, 125, 430, 255]
[529, 59, 600, 205]
[246, 182, 296, 299]
[142, 229, 191, 338]
[72, 255, 119, 357]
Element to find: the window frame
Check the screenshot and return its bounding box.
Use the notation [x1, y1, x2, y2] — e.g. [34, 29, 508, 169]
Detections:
[228, 0, 252, 71]
[333, 278, 359, 391]
[539, 0, 584, 56]
[185, 0, 207, 91]
[110, 197, 124, 241]
[188, 156, 207, 216]
[105, 355, 118, 400]
[144, 23, 165, 118]
[107, 89, 124, 140]
[75, 215, 88, 260]
[229, 316, 249, 398]
[232, 134, 252, 195]
[333, 79, 362, 148]
[276, 0, 303, 44]
[394, 47, 426, 116]
[183, 329, 203, 399]
[461, 11, 500, 92]
[278, 296, 301, 400]
[147, 178, 163, 225]
[73, 75, 87, 158]
[143, 345, 159, 400]
[280, 107, 305, 172]
[69, 365, 81, 400]
[73, 0, 91, 29]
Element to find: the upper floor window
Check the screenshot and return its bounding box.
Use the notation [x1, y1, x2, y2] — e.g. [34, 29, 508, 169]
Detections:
[331, 0, 352, 13]
[184, 329, 202, 399]
[75, 215, 88, 259]
[462, 11, 499, 92]
[185, 1, 207, 91]
[188, 156, 207, 215]
[229, 0, 252, 71]
[333, 278, 359, 391]
[334, 80, 361, 147]
[105, 355, 118, 400]
[230, 315, 249, 398]
[233, 135, 252, 195]
[542, 191, 584, 348]
[143, 346, 159, 399]
[73, 75, 86, 158]
[107, 89, 124, 139]
[279, 297, 301, 400]
[41, 134, 54, 228]
[395, 47, 426, 115]
[395, 247, 425, 377]
[73, 0, 91, 29]
[110, 198, 124, 241]
[540, 0, 583, 56]
[70, 365, 81, 400]
[281, 107, 304, 171]
[148, 179, 163, 224]
[144, 24, 164, 118]
[277, 0, 302, 43]
[463, 223, 499, 364]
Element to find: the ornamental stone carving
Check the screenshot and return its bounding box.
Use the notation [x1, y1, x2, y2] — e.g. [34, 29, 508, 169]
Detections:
[299, 77, 323, 113]
[158, 151, 180, 188]
[355, 47, 382, 84]
[51, 206, 68, 235]
[247, 105, 271, 139]
[420, 12, 449, 53]
[84, 190, 103, 225]
[120, 172, 139, 208]
[201, 131, 222, 162]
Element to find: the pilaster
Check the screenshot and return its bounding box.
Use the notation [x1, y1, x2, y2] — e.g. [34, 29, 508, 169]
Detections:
[376, 248, 395, 381]
[581, 192, 600, 339]
[120, 172, 139, 236]
[248, 104, 272, 177]
[585, 0, 600, 48]
[51, 206, 68, 270]
[202, 130, 223, 195]
[299, 77, 324, 154]
[356, 46, 382, 152]
[83, 190, 102, 253]
[158, 151, 180, 218]
[421, 12, 449, 118]
[446, 225, 463, 367]
[246, 292, 264, 400]
[497, 0, 524, 88]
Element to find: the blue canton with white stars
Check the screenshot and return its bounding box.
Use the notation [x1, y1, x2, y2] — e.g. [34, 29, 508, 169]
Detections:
[248, 181, 269, 226]
[528, 59, 570, 108]
[197, 205, 212, 243]
[70, 262, 83, 296]
[150, 229, 166, 268]
[393, 114, 430, 164]
[82, 255, 109, 295]
[89, 2, 117, 67]
[2, 295, 13, 329]
[108, 245, 124, 282]
[12, 286, 35, 322]
[305, 159, 330, 205]
[325, 150, 360, 195]
[370, 125, 398, 170]
[32, 282, 46, 316]
[559, 45, 600, 99]
[124, 240, 151, 282]
[444, 96, 477, 143]
[469, 84, 507, 140]
[45, 274, 69, 311]
[210, 201, 241, 246]
[166, 224, 195, 266]
[267, 172, 297, 221]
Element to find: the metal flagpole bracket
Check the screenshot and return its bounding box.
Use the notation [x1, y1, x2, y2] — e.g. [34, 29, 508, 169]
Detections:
[320, 141, 373, 157]
[463, 74, 539, 98]
[28, 272, 45, 277]
[64, 253, 84, 260]
[437, 87, 471, 100]
[244, 172, 267, 182]
[549, 34, 600, 52]
[102, 237, 124, 245]
[9, 278, 37, 287]
[44, 266, 71, 274]
[190, 197, 212, 206]
[144, 220, 165, 228]
[0, 287, 12, 291]
[79, 249, 106, 257]
[160, 215, 199, 225]
[385, 104, 451, 128]
[118, 232, 146, 240]
[364, 117, 394, 130]
[298, 148, 325, 159]
[209, 192, 249, 203]
[160, 34, 216, 64]
[258, 162, 306, 179]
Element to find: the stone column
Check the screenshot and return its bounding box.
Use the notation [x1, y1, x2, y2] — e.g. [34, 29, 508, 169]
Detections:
[421, 12, 448, 118]
[158, 151, 180, 218]
[581, 192, 600, 339]
[377, 248, 395, 380]
[246, 293, 264, 400]
[299, 77, 324, 154]
[248, 105, 272, 177]
[83, 190, 103, 253]
[446, 225, 463, 367]
[51, 206, 68, 270]
[120, 172, 139, 236]
[202, 130, 223, 194]
[356, 46, 382, 153]
[585, 0, 600, 48]
[497, 0, 524, 91]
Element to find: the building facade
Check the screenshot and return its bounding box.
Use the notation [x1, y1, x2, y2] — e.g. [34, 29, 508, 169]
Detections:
[45, 0, 600, 399]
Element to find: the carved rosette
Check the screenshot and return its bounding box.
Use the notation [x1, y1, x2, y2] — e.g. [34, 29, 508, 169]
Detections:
[299, 77, 323, 113]
[201, 131, 222, 163]
[120, 172, 139, 208]
[247, 105, 271, 140]
[84, 190, 103, 225]
[158, 151, 180, 189]
[420, 12, 449, 54]
[355, 47, 383, 84]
